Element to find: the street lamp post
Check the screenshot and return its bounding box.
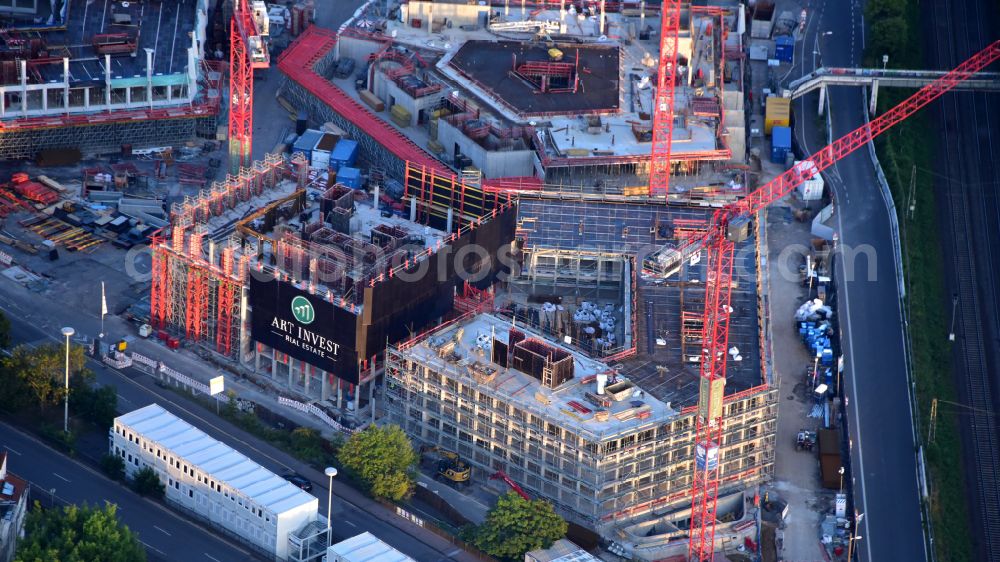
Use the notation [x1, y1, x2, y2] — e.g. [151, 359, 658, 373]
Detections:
[325, 467, 338, 543]
[846, 534, 863, 561]
[61, 327, 75, 434]
[812, 31, 833, 68]
[949, 294, 959, 341]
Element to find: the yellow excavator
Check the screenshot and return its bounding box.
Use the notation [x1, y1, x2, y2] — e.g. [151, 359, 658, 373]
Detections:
[420, 446, 471, 486]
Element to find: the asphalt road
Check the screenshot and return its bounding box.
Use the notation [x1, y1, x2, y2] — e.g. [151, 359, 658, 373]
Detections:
[923, 0, 1000, 557]
[792, 1, 926, 560]
[0, 297, 465, 562]
[0, 421, 249, 562]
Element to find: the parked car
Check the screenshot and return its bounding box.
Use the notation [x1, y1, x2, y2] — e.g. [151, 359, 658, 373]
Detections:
[282, 472, 313, 492]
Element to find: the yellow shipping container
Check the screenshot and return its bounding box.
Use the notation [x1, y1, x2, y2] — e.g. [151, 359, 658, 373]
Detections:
[390, 104, 411, 120]
[765, 96, 791, 135]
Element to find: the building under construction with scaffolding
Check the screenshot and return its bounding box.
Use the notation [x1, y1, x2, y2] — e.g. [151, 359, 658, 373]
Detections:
[150, 153, 517, 423]
[278, 1, 748, 203]
[0, 0, 220, 159]
[265, 3, 774, 552]
[146, 2, 775, 551]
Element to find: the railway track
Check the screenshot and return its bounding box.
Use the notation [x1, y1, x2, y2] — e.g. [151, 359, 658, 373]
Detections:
[933, 0, 1000, 554]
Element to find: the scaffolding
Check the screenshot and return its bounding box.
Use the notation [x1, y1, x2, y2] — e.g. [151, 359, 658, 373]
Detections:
[0, 115, 216, 160]
[149, 153, 309, 357]
[170, 152, 288, 227]
[384, 313, 778, 533]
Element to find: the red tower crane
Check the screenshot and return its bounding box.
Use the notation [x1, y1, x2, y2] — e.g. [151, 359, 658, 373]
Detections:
[648, 0, 681, 197]
[229, 0, 270, 174]
[640, 39, 1000, 561]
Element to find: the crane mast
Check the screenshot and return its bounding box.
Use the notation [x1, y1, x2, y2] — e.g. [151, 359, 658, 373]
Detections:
[228, 0, 270, 175]
[648, 0, 681, 197]
[677, 38, 1000, 561]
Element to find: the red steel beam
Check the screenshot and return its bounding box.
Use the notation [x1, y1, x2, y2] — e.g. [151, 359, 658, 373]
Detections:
[648, 0, 681, 197]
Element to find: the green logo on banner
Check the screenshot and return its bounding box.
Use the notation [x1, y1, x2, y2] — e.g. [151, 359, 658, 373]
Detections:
[291, 296, 315, 324]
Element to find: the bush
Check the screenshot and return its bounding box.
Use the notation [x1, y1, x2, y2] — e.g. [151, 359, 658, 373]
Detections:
[289, 427, 341, 468]
[39, 424, 76, 455]
[131, 467, 164, 499]
[101, 454, 126, 481]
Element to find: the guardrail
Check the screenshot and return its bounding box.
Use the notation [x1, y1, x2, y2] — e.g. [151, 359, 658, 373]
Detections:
[130, 352, 226, 402]
[277, 396, 362, 435]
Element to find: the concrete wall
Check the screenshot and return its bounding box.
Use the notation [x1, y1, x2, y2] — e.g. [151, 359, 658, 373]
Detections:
[723, 90, 744, 111]
[374, 71, 445, 128]
[484, 148, 535, 178]
[437, 119, 535, 179]
[401, 1, 490, 29]
[724, 109, 746, 163]
[336, 35, 382, 66]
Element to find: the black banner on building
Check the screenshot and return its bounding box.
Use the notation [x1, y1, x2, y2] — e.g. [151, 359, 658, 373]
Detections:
[249, 274, 360, 384]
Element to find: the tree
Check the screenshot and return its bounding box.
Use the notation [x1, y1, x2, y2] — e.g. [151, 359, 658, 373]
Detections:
[101, 454, 126, 481]
[864, 0, 906, 20]
[131, 467, 165, 499]
[289, 427, 339, 467]
[73, 382, 119, 429]
[0, 310, 10, 350]
[470, 492, 568, 561]
[15, 502, 146, 562]
[868, 16, 909, 64]
[337, 425, 417, 501]
[1, 344, 86, 411]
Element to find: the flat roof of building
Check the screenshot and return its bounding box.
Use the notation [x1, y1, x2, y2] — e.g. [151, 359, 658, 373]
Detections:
[328, 532, 416, 562]
[116, 404, 317, 515]
[399, 313, 678, 439]
[449, 40, 620, 116]
[0, 0, 199, 87]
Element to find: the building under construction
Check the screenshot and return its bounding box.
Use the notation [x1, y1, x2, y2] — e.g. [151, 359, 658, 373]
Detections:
[0, 0, 220, 159]
[386, 161, 777, 559]
[150, 153, 516, 423]
[278, 1, 748, 204]
[385, 306, 775, 559]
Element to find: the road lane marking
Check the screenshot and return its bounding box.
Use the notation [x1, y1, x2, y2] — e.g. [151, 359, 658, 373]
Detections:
[205, 554, 222, 562]
[52, 472, 70, 482]
[153, 525, 172, 536]
[4, 446, 21, 455]
[139, 541, 167, 557]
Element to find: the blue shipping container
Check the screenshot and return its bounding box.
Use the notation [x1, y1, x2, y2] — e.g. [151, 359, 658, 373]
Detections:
[336, 166, 362, 189]
[292, 129, 324, 161]
[774, 35, 795, 63]
[775, 35, 794, 63]
[329, 139, 359, 172]
[771, 126, 792, 163]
